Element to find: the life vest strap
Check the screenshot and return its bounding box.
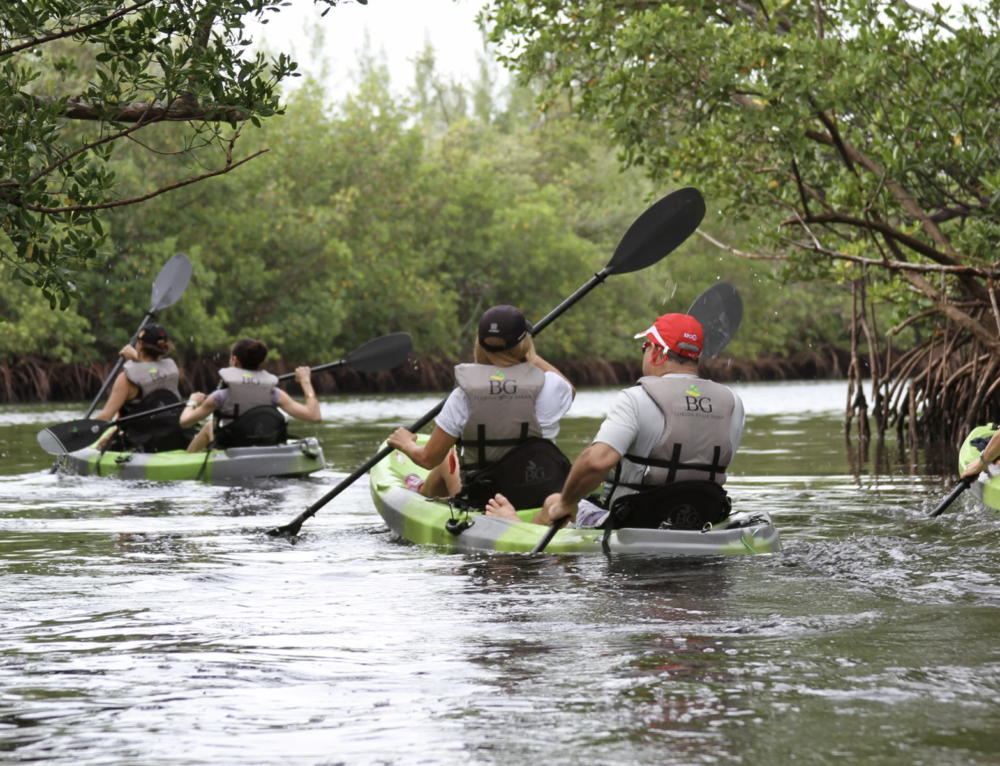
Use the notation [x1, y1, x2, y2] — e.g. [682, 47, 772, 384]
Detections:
[457, 421, 531, 472]
[623, 444, 727, 483]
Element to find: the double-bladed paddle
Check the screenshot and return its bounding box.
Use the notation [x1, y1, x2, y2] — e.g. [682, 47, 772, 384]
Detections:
[37, 333, 414, 456]
[84, 253, 194, 419]
[267, 186, 708, 538]
[530, 281, 745, 554]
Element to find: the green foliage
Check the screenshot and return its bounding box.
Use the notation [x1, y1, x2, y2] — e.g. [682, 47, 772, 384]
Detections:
[0, 0, 364, 310]
[483, 0, 1000, 342]
[2, 45, 855, 371]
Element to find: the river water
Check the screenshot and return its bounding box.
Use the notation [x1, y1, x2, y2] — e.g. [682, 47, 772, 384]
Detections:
[2, 380, 999, 765]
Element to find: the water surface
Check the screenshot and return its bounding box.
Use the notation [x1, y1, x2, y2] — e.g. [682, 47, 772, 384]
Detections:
[2, 380, 999, 765]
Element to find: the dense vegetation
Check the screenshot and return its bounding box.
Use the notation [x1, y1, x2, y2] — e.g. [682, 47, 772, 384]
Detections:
[1, 45, 858, 400]
[484, 0, 1000, 443]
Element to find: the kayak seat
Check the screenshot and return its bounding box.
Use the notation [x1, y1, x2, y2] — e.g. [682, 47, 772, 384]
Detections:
[215, 405, 289, 449]
[606, 480, 732, 531]
[455, 437, 571, 511]
[115, 389, 195, 453]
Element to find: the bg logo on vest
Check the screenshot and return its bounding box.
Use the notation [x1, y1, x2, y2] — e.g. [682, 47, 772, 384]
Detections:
[684, 384, 712, 413]
[489, 369, 517, 395]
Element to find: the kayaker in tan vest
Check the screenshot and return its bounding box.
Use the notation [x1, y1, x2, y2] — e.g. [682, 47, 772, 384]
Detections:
[181, 338, 321, 452]
[387, 305, 576, 501]
[94, 323, 190, 452]
[487, 313, 744, 530]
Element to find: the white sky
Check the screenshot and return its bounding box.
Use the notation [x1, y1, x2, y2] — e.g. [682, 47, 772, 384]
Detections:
[245, 0, 499, 100]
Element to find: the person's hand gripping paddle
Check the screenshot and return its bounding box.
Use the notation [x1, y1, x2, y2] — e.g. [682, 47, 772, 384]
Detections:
[37, 333, 414, 456]
[530, 281, 745, 554]
[267, 187, 708, 538]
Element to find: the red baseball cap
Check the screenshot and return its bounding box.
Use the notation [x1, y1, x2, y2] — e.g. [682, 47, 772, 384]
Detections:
[634, 313, 704, 360]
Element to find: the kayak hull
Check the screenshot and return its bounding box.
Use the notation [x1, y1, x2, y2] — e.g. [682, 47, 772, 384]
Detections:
[369, 439, 782, 556]
[63, 438, 326, 482]
[958, 424, 1000, 510]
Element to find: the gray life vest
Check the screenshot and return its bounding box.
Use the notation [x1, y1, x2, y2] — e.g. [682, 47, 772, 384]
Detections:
[454, 361, 545, 477]
[604, 375, 736, 507]
[216, 367, 280, 427]
[122, 359, 180, 408]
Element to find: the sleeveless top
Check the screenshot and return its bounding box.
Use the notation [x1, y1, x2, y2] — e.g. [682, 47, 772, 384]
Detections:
[453, 361, 545, 478]
[121, 359, 181, 415]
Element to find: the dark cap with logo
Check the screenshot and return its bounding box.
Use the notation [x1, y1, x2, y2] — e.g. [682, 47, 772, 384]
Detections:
[478, 305, 533, 352]
[137, 323, 169, 345]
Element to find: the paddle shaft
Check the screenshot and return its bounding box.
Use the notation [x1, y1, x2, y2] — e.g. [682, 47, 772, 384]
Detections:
[272, 275, 608, 535]
[83, 312, 154, 418]
[929, 476, 974, 518]
[530, 515, 569, 554]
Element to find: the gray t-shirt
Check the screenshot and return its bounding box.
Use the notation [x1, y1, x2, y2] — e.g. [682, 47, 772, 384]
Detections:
[592, 374, 744, 501]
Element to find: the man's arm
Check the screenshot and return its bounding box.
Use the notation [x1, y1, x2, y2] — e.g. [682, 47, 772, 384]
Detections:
[538, 442, 622, 525]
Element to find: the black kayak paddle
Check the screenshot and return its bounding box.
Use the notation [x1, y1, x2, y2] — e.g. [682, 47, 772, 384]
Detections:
[84, 253, 193, 419]
[688, 282, 744, 359]
[928, 476, 975, 518]
[267, 186, 708, 538]
[37, 333, 413, 456]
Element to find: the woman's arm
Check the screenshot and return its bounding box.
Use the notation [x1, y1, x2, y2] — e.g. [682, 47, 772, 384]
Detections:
[277, 367, 321, 423]
[95, 373, 136, 421]
[532, 354, 576, 399]
[180, 392, 214, 428]
[387, 425, 458, 470]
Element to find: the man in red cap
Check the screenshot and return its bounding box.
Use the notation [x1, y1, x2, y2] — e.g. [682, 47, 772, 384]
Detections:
[487, 312, 744, 530]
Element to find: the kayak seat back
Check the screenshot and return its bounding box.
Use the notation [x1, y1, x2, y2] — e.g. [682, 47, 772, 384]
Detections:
[116, 389, 194, 453]
[456, 437, 571, 511]
[215, 405, 289, 449]
[607, 480, 732, 531]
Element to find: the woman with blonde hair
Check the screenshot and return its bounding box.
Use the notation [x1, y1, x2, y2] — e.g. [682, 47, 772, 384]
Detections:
[388, 305, 575, 504]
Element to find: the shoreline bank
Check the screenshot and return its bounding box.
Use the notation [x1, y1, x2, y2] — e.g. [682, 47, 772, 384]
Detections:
[1, 346, 863, 404]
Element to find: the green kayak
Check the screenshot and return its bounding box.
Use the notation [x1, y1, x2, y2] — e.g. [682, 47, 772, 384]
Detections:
[958, 424, 1000, 510]
[369, 436, 782, 556]
[63, 438, 325, 482]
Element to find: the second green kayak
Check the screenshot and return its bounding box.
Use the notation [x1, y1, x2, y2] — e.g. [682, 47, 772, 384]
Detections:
[63, 438, 326, 482]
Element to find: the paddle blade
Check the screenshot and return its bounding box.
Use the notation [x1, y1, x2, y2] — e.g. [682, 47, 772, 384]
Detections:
[150, 253, 192, 312]
[688, 282, 744, 359]
[343, 332, 413, 374]
[36, 420, 109, 455]
[606, 188, 706, 275]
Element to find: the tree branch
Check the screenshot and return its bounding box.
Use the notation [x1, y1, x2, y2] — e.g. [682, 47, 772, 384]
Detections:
[0, 0, 158, 58]
[22, 148, 267, 213]
[23, 95, 250, 123]
[696, 229, 788, 260]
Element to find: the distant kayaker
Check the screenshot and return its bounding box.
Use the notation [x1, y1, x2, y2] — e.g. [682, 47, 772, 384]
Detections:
[181, 338, 321, 452]
[94, 323, 191, 452]
[387, 305, 576, 507]
[486, 313, 744, 530]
